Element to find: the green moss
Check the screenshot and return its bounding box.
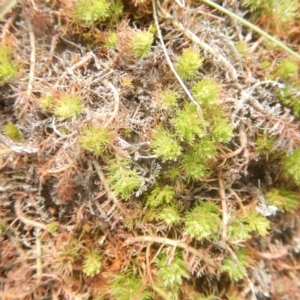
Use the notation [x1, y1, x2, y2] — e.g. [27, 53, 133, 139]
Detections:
[108, 158, 142, 200]
[112, 271, 151, 300]
[4, 123, 21, 142]
[156, 204, 181, 227]
[151, 125, 181, 161]
[266, 187, 299, 212]
[74, 0, 111, 26]
[39, 96, 54, 112]
[0, 45, 19, 84]
[235, 41, 248, 56]
[283, 148, 300, 185]
[105, 32, 118, 49]
[274, 58, 298, 80]
[171, 103, 205, 144]
[159, 89, 178, 110]
[82, 250, 102, 277]
[80, 126, 112, 156]
[155, 252, 189, 288]
[255, 133, 276, 155]
[221, 248, 249, 281]
[175, 47, 204, 80]
[183, 201, 221, 241]
[53, 94, 84, 121]
[146, 185, 175, 208]
[192, 79, 221, 107]
[47, 222, 59, 233]
[131, 30, 154, 58]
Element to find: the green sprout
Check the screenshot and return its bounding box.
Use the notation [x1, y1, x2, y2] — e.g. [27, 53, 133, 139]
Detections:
[156, 204, 181, 228]
[47, 222, 59, 233]
[171, 103, 205, 144]
[108, 158, 142, 200]
[175, 47, 204, 80]
[274, 58, 298, 80]
[151, 125, 181, 161]
[112, 270, 152, 300]
[159, 89, 178, 110]
[4, 123, 21, 142]
[146, 185, 175, 208]
[82, 250, 102, 277]
[105, 32, 118, 49]
[266, 187, 299, 212]
[80, 126, 112, 156]
[183, 201, 221, 241]
[0, 45, 19, 84]
[192, 79, 221, 107]
[39, 96, 54, 112]
[181, 153, 210, 181]
[283, 148, 300, 185]
[221, 248, 249, 281]
[155, 252, 189, 288]
[53, 94, 84, 121]
[74, 0, 111, 26]
[131, 30, 154, 58]
[255, 133, 276, 156]
[235, 41, 249, 56]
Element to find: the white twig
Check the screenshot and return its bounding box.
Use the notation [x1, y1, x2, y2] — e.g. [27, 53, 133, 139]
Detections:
[103, 80, 120, 127]
[26, 18, 36, 96]
[152, 0, 206, 130]
[157, 1, 238, 83]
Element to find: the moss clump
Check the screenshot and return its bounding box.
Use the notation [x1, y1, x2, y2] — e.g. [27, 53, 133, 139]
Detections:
[0, 45, 19, 84]
[74, 0, 111, 26]
[192, 79, 221, 107]
[130, 30, 154, 58]
[175, 47, 204, 80]
[80, 126, 112, 156]
[159, 89, 178, 110]
[82, 251, 102, 277]
[39, 96, 54, 112]
[283, 148, 300, 185]
[4, 123, 21, 142]
[53, 94, 84, 121]
[151, 125, 182, 161]
[274, 58, 298, 80]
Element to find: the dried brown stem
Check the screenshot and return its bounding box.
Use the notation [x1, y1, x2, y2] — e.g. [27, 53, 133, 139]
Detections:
[125, 235, 218, 268]
[14, 197, 48, 231]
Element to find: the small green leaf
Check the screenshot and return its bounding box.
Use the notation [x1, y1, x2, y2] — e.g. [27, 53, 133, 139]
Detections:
[175, 47, 204, 80]
[151, 125, 181, 161]
[184, 201, 221, 240]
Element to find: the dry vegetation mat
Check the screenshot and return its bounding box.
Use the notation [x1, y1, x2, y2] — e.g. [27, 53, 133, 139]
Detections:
[1, 0, 300, 299]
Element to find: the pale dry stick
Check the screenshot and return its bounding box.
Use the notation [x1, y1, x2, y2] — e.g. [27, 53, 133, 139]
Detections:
[0, 134, 39, 153]
[218, 170, 228, 243]
[0, 9, 17, 42]
[25, 17, 36, 96]
[44, 162, 74, 175]
[0, 0, 18, 20]
[103, 80, 120, 128]
[152, 0, 206, 129]
[157, 0, 240, 85]
[125, 235, 218, 268]
[54, 53, 94, 88]
[35, 231, 42, 284]
[92, 159, 129, 217]
[14, 197, 48, 231]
